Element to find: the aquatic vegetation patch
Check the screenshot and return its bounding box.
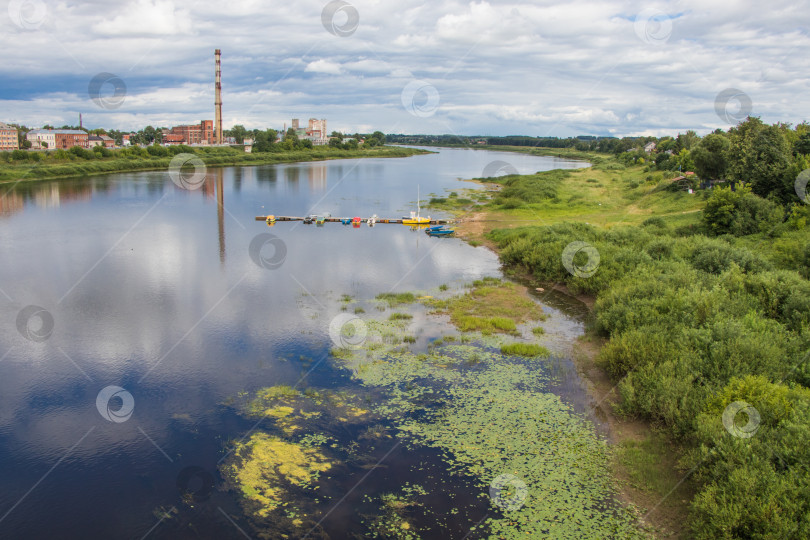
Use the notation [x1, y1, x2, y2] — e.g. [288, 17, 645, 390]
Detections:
[328, 307, 642, 538]
[455, 315, 516, 334]
[362, 484, 428, 539]
[222, 385, 383, 536]
[389, 312, 413, 321]
[396, 363, 641, 538]
[376, 292, 418, 306]
[223, 432, 332, 524]
[238, 385, 373, 437]
[426, 278, 547, 335]
[500, 343, 550, 357]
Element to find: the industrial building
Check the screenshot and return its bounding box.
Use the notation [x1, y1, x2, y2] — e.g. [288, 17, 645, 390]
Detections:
[164, 120, 215, 145]
[0, 122, 19, 150]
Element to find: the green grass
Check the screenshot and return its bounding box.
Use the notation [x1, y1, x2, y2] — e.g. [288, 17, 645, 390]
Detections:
[500, 343, 550, 357]
[532, 326, 545, 335]
[455, 315, 517, 334]
[388, 312, 413, 321]
[462, 154, 703, 231]
[375, 292, 417, 307]
[615, 434, 684, 496]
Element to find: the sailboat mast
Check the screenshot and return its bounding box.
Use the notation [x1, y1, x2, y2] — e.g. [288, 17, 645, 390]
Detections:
[417, 185, 420, 217]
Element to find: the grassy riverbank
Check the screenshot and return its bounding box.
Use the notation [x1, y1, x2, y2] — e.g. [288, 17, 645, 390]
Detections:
[0, 145, 429, 184]
[396, 142, 602, 163]
[448, 152, 810, 539]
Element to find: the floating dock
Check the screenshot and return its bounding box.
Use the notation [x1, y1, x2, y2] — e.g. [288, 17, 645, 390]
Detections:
[254, 216, 454, 225]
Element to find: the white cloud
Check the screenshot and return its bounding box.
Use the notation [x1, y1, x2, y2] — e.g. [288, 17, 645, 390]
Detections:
[91, 0, 194, 35]
[0, 0, 808, 136]
[305, 59, 343, 75]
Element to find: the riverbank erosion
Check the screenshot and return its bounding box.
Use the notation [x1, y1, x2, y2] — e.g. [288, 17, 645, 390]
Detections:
[0, 145, 431, 184]
[447, 149, 810, 539]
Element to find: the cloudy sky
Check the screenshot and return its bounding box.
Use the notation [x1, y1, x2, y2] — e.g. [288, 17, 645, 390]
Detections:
[1, 0, 808, 137]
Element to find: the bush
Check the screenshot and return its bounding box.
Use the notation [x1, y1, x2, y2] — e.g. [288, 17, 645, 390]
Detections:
[689, 376, 810, 539]
[703, 186, 784, 236]
[146, 144, 169, 157]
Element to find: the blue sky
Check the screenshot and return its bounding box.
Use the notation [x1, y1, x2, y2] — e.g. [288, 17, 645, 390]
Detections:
[1, 0, 808, 137]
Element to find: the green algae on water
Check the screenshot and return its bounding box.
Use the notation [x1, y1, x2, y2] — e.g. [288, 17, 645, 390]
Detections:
[327, 283, 644, 539]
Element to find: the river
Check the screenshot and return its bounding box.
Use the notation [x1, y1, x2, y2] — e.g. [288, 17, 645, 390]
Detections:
[0, 147, 613, 539]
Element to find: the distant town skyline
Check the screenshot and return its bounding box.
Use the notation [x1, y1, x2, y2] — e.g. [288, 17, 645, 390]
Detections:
[1, 0, 808, 137]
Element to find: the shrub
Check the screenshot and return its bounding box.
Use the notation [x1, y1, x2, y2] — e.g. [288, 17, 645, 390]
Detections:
[703, 186, 784, 236]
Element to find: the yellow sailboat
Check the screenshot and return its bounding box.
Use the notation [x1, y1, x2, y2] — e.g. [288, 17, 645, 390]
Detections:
[402, 186, 430, 225]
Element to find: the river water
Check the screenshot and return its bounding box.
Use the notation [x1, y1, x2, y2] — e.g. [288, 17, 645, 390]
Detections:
[0, 147, 593, 539]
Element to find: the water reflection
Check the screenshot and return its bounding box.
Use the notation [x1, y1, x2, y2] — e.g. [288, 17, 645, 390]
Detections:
[308, 163, 327, 193]
[0, 148, 590, 539]
[216, 168, 226, 264]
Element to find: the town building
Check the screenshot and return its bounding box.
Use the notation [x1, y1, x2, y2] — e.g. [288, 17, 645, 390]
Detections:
[167, 120, 215, 145]
[0, 122, 19, 150]
[27, 129, 89, 150]
[289, 117, 329, 145]
[27, 129, 55, 149]
[88, 134, 115, 148]
[644, 142, 657, 153]
[55, 130, 89, 149]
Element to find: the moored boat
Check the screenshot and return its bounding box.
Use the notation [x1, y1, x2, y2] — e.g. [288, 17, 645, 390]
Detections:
[402, 186, 430, 225]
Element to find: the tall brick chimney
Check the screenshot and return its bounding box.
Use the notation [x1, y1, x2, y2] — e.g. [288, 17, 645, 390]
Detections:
[214, 49, 223, 145]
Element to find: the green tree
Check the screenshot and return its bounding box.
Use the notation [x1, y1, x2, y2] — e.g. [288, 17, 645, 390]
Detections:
[674, 148, 695, 172]
[692, 133, 730, 181]
[141, 125, 157, 144]
[228, 124, 247, 144]
[283, 127, 299, 142]
[795, 133, 810, 155]
[675, 130, 699, 151]
[728, 118, 794, 201]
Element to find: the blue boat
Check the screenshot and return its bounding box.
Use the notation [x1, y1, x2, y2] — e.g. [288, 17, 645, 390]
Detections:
[426, 228, 455, 236]
[341, 218, 351, 225]
[426, 224, 447, 231]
